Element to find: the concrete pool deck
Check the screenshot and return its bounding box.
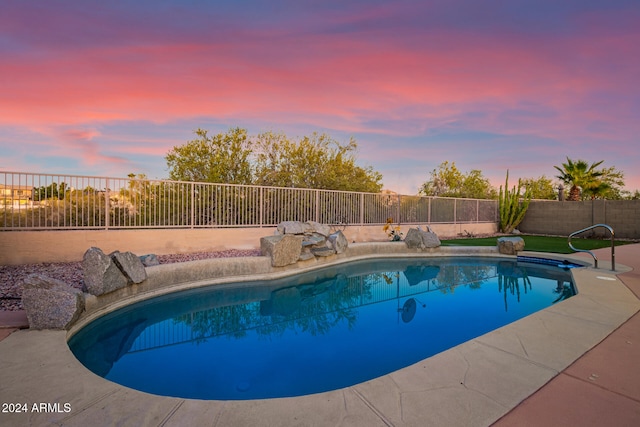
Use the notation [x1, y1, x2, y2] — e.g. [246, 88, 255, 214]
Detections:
[1, 245, 639, 426]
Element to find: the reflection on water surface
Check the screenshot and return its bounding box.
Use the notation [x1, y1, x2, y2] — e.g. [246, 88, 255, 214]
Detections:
[69, 257, 575, 400]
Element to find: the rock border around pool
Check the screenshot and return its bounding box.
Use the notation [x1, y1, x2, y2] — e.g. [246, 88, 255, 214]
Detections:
[25, 227, 526, 331]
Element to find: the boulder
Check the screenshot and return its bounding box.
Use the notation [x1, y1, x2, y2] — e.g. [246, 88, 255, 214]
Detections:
[269, 221, 348, 262]
[306, 221, 331, 237]
[422, 231, 441, 248]
[328, 231, 348, 254]
[311, 247, 336, 257]
[497, 237, 525, 255]
[260, 234, 304, 267]
[277, 221, 312, 235]
[82, 247, 129, 296]
[301, 234, 325, 247]
[403, 228, 423, 249]
[139, 253, 160, 267]
[404, 228, 441, 250]
[21, 274, 85, 330]
[111, 251, 147, 284]
[298, 250, 315, 261]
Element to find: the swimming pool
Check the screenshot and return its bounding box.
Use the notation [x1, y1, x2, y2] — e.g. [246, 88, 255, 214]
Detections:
[68, 256, 577, 400]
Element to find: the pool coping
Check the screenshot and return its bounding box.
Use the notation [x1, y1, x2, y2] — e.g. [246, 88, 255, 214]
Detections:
[1, 245, 639, 426]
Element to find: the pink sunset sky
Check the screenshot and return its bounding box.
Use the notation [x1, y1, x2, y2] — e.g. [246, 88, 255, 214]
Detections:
[1, 0, 639, 195]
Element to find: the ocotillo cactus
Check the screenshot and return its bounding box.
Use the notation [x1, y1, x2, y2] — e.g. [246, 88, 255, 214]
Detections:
[499, 170, 532, 233]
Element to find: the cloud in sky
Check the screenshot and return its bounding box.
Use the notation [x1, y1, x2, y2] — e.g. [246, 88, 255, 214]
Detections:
[1, 0, 639, 193]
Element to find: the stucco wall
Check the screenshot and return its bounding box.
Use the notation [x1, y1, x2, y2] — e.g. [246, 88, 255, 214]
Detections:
[518, 199, 640, 239]
[0, 222, 498, 265]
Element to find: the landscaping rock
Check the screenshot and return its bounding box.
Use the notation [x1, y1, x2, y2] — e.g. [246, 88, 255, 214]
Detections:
[111, 251, 147, 284]
[422, 231, 441, 248]
[21, 274, 85, 330]
[298, 250, 315, 261]
[497, 236, 525, 255]
[139, 253, 160, 267]
[276, 221, 312, 235]
[328, 231, 348, 254]
[260, 234, 304, 267]
[404, 228, 441, 249]
[269, 221, 349, 263]
[277, 220, 331, 236]
[311, 247, 336, 257]
[301, 234, 325, 247]
[306, 221, 331, 237]
[82, 247, 129, 296]
[403, 228, 423, 248]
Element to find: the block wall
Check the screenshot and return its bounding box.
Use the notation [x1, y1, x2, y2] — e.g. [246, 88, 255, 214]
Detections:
[519, 200, 640, 239]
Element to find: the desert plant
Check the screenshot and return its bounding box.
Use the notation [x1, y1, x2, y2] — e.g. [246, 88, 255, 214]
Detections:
[383, 217, 403, 241]
[499, 171, 532, 233]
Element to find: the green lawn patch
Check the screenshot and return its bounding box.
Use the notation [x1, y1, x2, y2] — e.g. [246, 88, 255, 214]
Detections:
[440, 235, 631, 254]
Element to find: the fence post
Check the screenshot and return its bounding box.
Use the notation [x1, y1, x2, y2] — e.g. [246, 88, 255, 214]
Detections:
[190, 182, 195, 229]
[397, 194, 401, 223]
[360, 193, 364, 226]
[315, 190, 320, 223]
[259, 187, 264, 228]
[453, 199, 457, 224]
[104, 178, 110, 230]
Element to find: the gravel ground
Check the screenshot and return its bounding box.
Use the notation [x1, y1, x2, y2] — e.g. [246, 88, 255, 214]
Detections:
[0, 249, 262, 311]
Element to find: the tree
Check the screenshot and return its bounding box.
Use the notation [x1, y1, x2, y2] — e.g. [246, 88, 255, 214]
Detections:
[585, 166, 625, 199]
[33, 182, 68, 201]
[461, 169, 498, 199]
[420, 161, 463, 197]
[520, 176, 557, 200]
[253, 131, 382, 192]
[627, 190, 640, 200]
[166, 128, 253, 184]
[419, 161, 496, 199]
[554, 157, 625, 201]
[166, 128, 383, 192]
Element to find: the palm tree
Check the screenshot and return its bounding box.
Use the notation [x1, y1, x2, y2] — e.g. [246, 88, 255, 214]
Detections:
[554, 158, 604, 201]
[582, 180, 611, 200]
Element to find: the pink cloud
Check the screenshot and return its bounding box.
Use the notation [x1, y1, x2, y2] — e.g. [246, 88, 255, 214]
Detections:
[2, 1, 639, 192]
[50, 127, 129, 167]
[2, 23, 636, 142]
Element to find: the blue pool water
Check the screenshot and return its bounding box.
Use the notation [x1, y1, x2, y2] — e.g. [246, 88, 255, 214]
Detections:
[68, 257, 577, 400]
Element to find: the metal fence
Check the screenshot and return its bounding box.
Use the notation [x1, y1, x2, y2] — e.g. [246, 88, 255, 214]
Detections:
[0, 171, 498, 230]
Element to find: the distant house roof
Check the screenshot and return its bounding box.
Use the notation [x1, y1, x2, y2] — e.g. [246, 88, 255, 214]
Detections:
[0, 184, 33, 197]
[0, 184, 33, 190]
